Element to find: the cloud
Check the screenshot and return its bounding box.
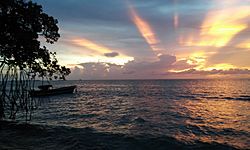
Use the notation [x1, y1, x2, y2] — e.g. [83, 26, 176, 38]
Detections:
[123, 54, 176, 76]
[67, 54, 194, 79]
[173, 68, 250, 76]
[66, 66, 85, 80]
[171, 59, 197, 71]
[34, 0, 250, 77]
[104, 52, 119, 57]
[68, 62, 123, 80]
[67, 54, 250, 80]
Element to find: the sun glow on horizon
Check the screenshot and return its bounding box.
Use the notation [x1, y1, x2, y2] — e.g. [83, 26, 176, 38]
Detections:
[205, 63, 236, 71]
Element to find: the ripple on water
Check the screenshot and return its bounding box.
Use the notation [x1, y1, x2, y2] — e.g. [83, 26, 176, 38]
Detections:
[29, 79, 250, 149]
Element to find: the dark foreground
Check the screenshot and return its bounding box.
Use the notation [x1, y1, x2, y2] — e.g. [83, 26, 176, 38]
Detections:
[0, 121, 238, 150]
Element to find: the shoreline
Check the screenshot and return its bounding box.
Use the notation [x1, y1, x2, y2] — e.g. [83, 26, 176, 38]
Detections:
[0, 120, 239, 150]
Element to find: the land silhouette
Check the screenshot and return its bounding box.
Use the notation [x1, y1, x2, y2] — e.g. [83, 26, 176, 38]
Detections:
[0, 0, 70, 120]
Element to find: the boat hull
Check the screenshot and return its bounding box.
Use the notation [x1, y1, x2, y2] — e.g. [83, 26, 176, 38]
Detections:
[30, 85, 76, 97]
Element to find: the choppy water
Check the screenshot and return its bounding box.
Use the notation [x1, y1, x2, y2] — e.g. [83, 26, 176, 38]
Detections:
[31, 79, 250, 149]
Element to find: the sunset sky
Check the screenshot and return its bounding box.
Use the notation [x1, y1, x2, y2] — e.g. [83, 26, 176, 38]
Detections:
[34, 0, 250, 79]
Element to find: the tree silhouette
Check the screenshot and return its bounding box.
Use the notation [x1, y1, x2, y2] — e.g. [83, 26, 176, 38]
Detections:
[0, 0, 71, 120]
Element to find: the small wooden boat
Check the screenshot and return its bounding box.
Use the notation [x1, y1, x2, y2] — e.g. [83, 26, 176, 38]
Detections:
[30, 85, 77, 97]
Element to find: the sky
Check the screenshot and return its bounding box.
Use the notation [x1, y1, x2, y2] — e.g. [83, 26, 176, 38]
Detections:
[34, 0, 250, 79]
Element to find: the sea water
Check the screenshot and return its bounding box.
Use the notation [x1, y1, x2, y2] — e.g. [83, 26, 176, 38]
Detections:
[31, 79, 250, 149]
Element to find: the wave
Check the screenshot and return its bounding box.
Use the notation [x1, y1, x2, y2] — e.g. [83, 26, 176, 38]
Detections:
[222, 96, 250, 101]
[0, 121, 240, 150]
[200, 95, 250, 101]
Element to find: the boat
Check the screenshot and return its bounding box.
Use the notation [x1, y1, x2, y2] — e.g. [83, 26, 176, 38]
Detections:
[30, 85, 77, 97]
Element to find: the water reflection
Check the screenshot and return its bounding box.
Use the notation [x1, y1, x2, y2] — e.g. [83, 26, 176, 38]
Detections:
[31, 79, 250, 149]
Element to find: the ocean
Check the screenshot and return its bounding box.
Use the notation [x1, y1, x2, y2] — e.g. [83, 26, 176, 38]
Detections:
[30, 79, 250, 149]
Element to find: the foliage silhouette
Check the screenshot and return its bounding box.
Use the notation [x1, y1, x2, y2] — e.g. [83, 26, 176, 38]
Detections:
[0, 0, 71, 120]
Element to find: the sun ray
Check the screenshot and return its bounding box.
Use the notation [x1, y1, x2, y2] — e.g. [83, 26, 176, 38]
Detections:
[180, 6, 249, 47]
[73, 38, 111, 54]
[177, 1, 249, 71]
[128, 5, 161, 54]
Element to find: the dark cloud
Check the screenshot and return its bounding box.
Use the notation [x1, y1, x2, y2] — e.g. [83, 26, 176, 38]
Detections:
[104, 52, 119, 57]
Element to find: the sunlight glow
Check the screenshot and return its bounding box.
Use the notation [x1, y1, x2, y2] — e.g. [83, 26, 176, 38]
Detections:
[177, 4, 250, 73]
[180, 6, 249, 47]
[169, 68, 190, 73]
[199, 7, 248, 47]
[205, 63, 236, 71]
[236, 40, 250, 49]
[186, 52, 206, 70]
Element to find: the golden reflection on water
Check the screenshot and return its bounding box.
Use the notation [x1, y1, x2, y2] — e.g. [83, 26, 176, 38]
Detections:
[173, 80, 250, 148]
[181, 100, 249, 148]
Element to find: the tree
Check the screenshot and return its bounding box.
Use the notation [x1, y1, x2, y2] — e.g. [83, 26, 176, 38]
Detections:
[0, 0, 71, 120]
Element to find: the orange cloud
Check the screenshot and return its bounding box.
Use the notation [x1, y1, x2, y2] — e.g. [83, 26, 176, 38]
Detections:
[73, 38, 111, 54]
[128, 5, 161, 54]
